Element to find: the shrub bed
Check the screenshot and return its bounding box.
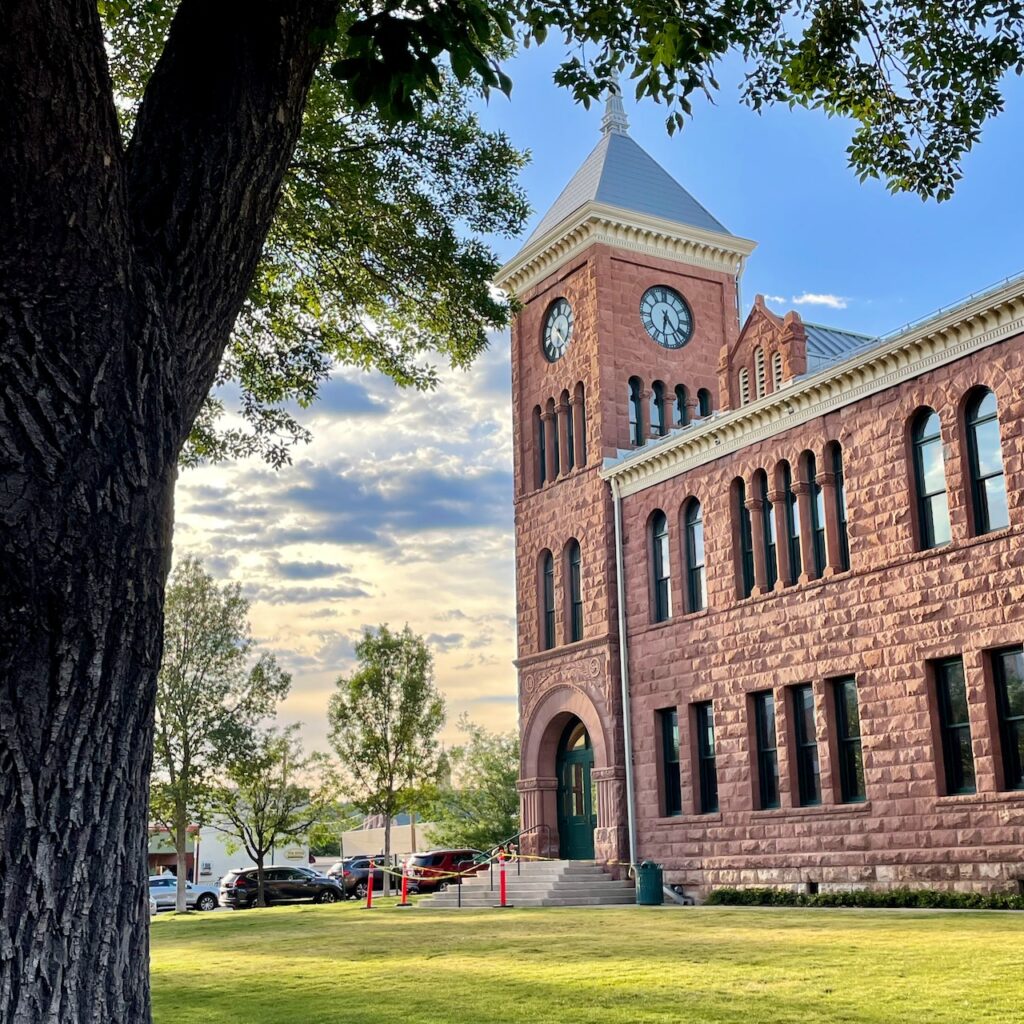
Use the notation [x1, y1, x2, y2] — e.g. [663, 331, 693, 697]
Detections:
[705, 886, 1024, 910]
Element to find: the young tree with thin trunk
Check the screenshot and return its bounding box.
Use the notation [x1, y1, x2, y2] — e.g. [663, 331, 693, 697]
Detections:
[3, 1, 1022, 1018]
[328, 625, 445, 895]
[211, 725, 330, 909]
[150, 557, 290, 912]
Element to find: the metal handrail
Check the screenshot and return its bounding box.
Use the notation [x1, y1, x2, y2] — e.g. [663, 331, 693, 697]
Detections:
[482, 823, 552, 889]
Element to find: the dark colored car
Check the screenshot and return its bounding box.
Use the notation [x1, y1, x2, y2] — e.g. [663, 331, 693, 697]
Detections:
[404, 849, 485, 893]
[218, 866, 344, 909]
[334, 856, 388, 899]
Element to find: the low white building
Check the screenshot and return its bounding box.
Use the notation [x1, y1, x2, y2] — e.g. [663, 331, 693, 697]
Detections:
[194, 822, 309, 885]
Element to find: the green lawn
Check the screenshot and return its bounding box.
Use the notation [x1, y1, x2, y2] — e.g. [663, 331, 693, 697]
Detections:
[151, 899, 1022, 1023]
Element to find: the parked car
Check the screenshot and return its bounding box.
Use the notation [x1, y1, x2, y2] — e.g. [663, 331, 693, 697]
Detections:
[404, 849, 485, 893]
[335, 857, 388, 899]
[218, 866, 344, 909]
[148, 875, 220, 912]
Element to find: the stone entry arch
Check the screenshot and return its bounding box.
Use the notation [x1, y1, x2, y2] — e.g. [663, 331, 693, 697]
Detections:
[518, 684, 627, 865]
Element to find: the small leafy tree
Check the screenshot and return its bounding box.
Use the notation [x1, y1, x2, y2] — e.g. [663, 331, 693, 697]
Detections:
[328, 625, 446, 893]
[211, 725, 330, 908]
[427, 716, 520, 852]
[151, 558, 290, 911]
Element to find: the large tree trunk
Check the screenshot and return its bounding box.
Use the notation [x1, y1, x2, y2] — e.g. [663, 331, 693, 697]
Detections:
[0, 1, 336, 1019]
[175, 805, 190, 913]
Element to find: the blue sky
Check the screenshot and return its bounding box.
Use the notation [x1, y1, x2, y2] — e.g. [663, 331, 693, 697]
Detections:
[175, 46, 1024, 754]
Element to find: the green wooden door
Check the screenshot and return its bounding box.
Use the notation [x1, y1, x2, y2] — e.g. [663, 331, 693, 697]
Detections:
[557, 722, 596, 860]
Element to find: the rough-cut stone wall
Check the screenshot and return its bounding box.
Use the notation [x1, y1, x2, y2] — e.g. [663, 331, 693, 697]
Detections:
[620, 333, 1024, 894]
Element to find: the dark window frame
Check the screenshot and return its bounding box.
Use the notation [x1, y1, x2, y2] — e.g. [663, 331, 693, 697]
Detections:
[628, 377, 643, 446]
[651, 510, 672, 623]
[660, 709, 682, 816]
[697, 388, 712, 418]
[911, 408, 951, 550]
[833, 677, 866, 803]
[754, 691, 780, 810]
[831, 443, 850, 571]
[684, 499, 706, 613]
[993, 646, 1024, 791]
[651, 381, 667, 437]
[737, 479, 755, 599]
[535, 406, 546, 487]
[935, 657, 976, 795]
[541, 552, 555, 650]
[807, 452, 827, 578]
[568, 540, 583, 643]
[758, 471, 778, 589]
[782, 462, 802, 582]
[792, 684, 821, 806]
[695, 701, 719, 813]
[564, 394, 575, 472]
[675, 384, 690, 427]
[965, 388, 1008, 536]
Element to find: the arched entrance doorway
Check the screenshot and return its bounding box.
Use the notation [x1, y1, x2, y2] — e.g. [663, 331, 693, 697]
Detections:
[556, 718, 596, 859]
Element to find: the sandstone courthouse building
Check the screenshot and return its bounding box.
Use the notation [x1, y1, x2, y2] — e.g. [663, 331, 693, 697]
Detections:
[497, 94, 1024, 896]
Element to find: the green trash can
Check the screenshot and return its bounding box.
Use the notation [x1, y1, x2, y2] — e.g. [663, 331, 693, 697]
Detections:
[635, 860, 664, 906]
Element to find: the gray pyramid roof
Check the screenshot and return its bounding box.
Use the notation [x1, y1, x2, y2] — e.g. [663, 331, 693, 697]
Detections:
[804, 323, 877, 373]
[526, 97, 729, 244]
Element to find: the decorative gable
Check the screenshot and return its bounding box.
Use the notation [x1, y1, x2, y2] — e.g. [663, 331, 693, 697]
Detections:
[718, 295, 807, 410]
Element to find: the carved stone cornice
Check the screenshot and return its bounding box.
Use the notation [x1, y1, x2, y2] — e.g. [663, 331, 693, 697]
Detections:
[602, 276, 1024, 498]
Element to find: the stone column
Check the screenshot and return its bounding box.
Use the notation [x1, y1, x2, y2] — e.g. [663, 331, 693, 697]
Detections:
[640, 388, 655, 441]
[767, 488, 791, 590]
[556, 399, 571, 476]
[591, 766, 628, 871]
[817, 468, 844, 576]
[793, 480, 817, 584]
[570, 394, 586, 467]
[745, 495, 769, 595]
[516, 777, 559, 858]
[541, 409, 557, 481]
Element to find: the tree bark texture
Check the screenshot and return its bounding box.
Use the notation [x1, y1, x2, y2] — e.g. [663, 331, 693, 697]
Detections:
[0, 1, 336, 1020]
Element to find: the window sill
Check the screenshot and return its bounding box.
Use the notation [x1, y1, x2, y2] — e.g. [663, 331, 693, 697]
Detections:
[653, 812, 723, 826]
[749, 801, 872, 819]
[935, 790, 1024, 807]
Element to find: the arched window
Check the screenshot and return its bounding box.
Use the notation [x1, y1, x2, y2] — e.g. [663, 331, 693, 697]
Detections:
[805, 452, 826, 578]
[697, 389, 712, 417]
[651, 510, 672, 622]
[781, 461, 802, 583]
[675, 385, 690, 427]
[911, 408, 951, 550]
[650, 381, 667, 437]
[738, 368, 750, 406]
[533, 406, 546, 487]
[828, 441, 851, 571]
[754, 347, 766, 399]
[540, 551, 555, 650]
[684, 499, 706, 612]
[756, 470, 777, 589]
[965, 388, 1009, 535]
[575, 381, 587, 467]
[561, 389, 574, 472]
[566, 539, 583, 643]
[735, 479, 755, 599]
[771, 351, 784, 391]
[546, 397, 560, 478]
[628, 377, 643, 446]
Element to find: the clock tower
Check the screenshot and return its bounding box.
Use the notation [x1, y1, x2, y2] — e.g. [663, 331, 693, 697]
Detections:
[496, 93, 755, 865]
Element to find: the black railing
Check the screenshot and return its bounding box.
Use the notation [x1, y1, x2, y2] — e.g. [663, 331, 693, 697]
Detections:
[483, 823, 553, 890]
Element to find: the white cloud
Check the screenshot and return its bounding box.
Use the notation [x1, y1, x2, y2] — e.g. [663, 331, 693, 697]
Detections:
[791, 292, 849, 310]
[764, 294, 787, 304]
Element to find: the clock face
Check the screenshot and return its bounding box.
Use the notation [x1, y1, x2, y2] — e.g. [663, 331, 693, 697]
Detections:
[640, 286, 693, 349]
[542, 298, 573, 362]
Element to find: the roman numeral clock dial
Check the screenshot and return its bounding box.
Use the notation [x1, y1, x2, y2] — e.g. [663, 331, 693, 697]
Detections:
[542, 297, 573, 362]
[640, 285, 693, 349]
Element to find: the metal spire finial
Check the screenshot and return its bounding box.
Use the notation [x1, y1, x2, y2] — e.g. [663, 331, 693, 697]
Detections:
[601, 78, 629, 137]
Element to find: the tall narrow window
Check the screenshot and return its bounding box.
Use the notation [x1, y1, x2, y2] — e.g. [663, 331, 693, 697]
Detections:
[911, 408, 951, 549]
[738, 368, 750, 406]
[754, 691, 780, 810]
[754, 347, 766, 398]
[736, 479, 755, 598]
[792, 684, 821, 806]
[541, 551, 555, 650]
[993, 647, 1024, 790]
[966, 389, 1009, 534]
[834, 677, 866, 803]
[562, 390, 575, 472]
[684, 499, 706, 612]
[650, 381, 667, 436]
[567, 540, 583, 643]
[807, 452, 826, 578]
[651, 510, 672, 622]
[771, 351, 784, 391]
[782, 461, 802, 582]
[575, 382, 588, 467]
[628, 377, 643, 446]
[660, 709, 682, 816]
[757, 471, 778, 589]
[534, 406, 546, 487]
[695, 702, 719, 813]
[675, 385, 690, 427]
[697, 389, 712, 417]
[830, 442, 850, 571]
[935, 658, 975, 795]
[547, 398, 560, 479]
